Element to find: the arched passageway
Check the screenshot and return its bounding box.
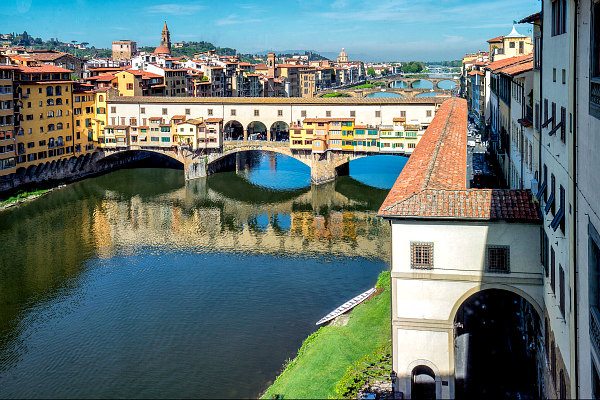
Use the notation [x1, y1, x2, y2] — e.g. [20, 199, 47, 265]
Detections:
[454, 289, 541, 399]
[270, 121, 289, 142]
[247, 121, 267, 141]
[411, 365, 436, 400]
[224, 120, 244, 141]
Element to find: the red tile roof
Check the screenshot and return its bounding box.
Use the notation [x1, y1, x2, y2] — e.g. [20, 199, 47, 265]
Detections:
[487, 35, 504, 43]
[378, 97, 540, 223]
[500, 60, 534, 76]
[468, 70, 485, 76]
[17, 65, 73, 73]
[205, 118, 224, 123]
[486, 54, 532, 73]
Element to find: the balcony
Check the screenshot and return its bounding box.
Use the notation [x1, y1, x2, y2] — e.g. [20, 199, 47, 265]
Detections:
[591, 307, 600, 357]
[591, 78, 600, 119]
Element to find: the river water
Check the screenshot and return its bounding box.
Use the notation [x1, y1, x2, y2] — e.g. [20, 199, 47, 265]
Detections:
[0, 153, 405, 398]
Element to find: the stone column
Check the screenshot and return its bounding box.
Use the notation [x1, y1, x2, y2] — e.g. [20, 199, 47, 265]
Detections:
[243, 129, 248, 141]
[184, 159, 207, 181]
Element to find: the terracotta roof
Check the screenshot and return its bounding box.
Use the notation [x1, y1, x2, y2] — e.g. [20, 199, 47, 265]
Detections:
[486, 54, 532, 73]
[0, 65, 18, 70]
[148, 117, 163, 121]
[304, 117, 355, 123]
[154, 45, 170, 55]
[519, 12, 542, 24]
[205, 118, 223, 123]
[171, 115, 186, 120]
[378, 97, 540, 223]
[17, 65, 72, 73]
[468, 70, 485, 76]
[487, 35, 504, 43]
[27, 51, 75, 62]
[500, 60, 534, 76]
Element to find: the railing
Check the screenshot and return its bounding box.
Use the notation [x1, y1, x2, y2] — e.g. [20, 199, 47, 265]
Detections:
[591, 79, 600, 118]
[590, 307, 600, 357]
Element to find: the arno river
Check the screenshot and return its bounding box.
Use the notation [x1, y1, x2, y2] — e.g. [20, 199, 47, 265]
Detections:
[0, 153, 406, 398]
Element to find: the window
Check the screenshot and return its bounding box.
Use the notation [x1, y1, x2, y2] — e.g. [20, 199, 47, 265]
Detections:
[278, 109, 283, 117]
[350, 111, 355, 117]
[410, 242, 434, 269]
[162, 108, 168, 115]
[140, 107, 145, 114]
[326, 111, 331, 117]
[426, 110, 432, 117]
[560, 107, 566, 143]
[127, 83, 133, 90]
[231, 109, 236, 116]
[509, 41, 516, 49]
[553, 68, 557, 83]
[185, 108, 190, 115]
[46, 86, 54, 96]
[254, 109, 259, 117]
[208, 109, 213, 116]
[400, 111, 406, 118]
[375, 111, 381, 118]
[301, 110, 307, 117]
[542, 230, 550, 277]
[559, 265, 566, 317]
[551, 185, 566, 233]
[562, 69, 566, 84]
[551, 246, 556, 293]
[486, 246, 510, 273]
[552, 0, 567, 36]
[545, 173, 556, 215]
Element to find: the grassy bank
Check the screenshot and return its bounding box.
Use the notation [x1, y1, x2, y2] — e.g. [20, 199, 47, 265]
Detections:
[262, 271, 391, 399]
[0, 188, 51, 209]
[322, 92, 351, 98]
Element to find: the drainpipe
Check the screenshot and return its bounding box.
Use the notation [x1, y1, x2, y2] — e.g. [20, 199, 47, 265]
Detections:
[572, 0, 579, 397]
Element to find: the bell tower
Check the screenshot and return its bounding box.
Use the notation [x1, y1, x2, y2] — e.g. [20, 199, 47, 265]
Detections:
[161, 21, 171, 51]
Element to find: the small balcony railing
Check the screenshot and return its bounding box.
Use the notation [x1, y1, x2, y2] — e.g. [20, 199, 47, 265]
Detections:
[590, 307, 600, 357]
[591, 79, 600, 118]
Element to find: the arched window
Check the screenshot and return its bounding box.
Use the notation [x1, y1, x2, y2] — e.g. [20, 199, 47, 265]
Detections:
[57, 136, 64, 146]
[46, 86, 54, 96]
[47, 110, 54, 118]
[56, 123, 63, 130]
[99, 95, 104, 102]
[48, 124, 55, 131]
[48, 138, 55, 148]
[56, 110, 63, 117]
[411, 365, 436, 400]
[47, 98, 54, 106]
[56, 98, 63, 105]
[55, 86, 62, 96]
[559, 370, 566, 399]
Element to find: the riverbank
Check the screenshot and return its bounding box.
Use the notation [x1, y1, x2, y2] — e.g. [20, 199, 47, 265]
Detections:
[0, 188, 53, 211]
[262, 271, 391, 399]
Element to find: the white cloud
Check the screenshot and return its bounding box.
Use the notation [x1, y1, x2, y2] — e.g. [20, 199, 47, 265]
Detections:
[144, 3, 205, 15]
[216, 14, 262, 26]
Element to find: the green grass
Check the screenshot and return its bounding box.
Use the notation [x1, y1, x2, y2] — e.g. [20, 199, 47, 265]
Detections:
[322, 92, 351, 98]
[351, 81, 387, 90]
[262, 271, 391, 399]
[0, 189, 50, 208]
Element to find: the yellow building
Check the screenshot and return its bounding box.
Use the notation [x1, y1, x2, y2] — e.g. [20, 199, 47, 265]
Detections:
[289, 122, 313, 151]
[72, 84, 96, 155]
[0, 65, 17, 176]
[353, 125, 379, 152]
[93, 89, 109, 146]
[15, 64, 75, 169]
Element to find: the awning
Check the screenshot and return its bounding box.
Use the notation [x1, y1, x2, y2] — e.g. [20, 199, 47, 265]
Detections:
[544, 191, 555, 215]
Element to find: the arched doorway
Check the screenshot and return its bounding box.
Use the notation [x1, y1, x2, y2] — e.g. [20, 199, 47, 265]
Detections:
[411, 365, 436, 400]
[453, 289, 541, 399]
[224, 120, 244, 141]
[270, 121, 289, 142]
[247, 121, 267, 141]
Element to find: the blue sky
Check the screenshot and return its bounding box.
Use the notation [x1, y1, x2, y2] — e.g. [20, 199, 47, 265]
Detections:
[1, 0, 540, 61]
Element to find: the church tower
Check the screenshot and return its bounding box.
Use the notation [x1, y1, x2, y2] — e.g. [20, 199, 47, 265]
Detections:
[161, 21, 171, 51]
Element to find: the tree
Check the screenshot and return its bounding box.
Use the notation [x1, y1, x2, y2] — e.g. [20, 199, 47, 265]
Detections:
[367, 67, 376, 77]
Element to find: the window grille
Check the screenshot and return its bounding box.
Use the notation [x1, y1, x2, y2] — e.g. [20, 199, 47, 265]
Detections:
[486, 245, 510, 273]
[410, 242, 434, 269]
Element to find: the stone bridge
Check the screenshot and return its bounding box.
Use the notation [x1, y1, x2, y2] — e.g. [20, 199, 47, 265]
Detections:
[101, 141, 408, 185]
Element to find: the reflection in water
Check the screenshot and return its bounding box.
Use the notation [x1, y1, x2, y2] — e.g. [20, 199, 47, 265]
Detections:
[365, 92, 403, 98]
[0, 154, 394, 399]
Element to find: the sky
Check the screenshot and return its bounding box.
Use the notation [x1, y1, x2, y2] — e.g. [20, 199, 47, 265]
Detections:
[0, 0, 541, 61]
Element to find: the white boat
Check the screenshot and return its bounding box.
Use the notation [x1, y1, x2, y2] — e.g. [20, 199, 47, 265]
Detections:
[316, 287, 377, 325]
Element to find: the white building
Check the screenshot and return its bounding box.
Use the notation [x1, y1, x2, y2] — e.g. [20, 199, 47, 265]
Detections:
[379, 98, 544, 399]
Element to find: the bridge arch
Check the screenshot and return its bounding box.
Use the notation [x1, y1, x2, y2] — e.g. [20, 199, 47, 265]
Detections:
[410, 79, 433, 90]
[98, 148, 186, 169]
[436, 79, 457, 91]
[209, 145, 311, 168]
[269, 121, 290, 142]
[224, 120, 244, 141]
[247, 121, 267, 141]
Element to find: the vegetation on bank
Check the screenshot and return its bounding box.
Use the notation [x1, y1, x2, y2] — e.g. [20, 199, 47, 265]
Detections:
[322, 92, 352, 98]
[350, 81, 387, 90]
[0, 189, 50, 209]
[262, 271, 391, 399]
